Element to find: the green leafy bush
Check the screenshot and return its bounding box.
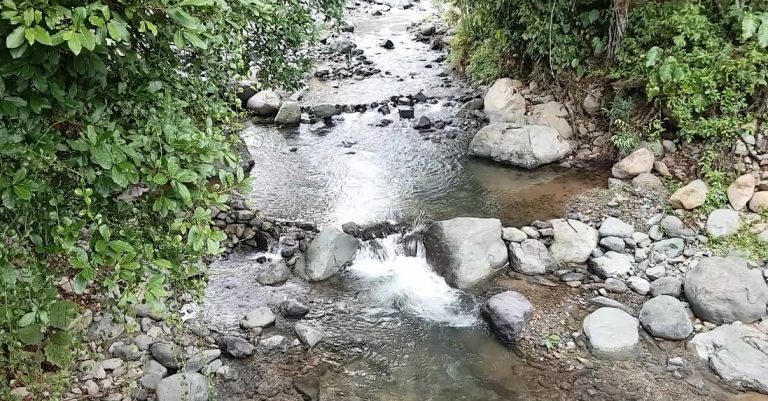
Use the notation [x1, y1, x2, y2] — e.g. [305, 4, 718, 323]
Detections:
[0, 0, 340, 396]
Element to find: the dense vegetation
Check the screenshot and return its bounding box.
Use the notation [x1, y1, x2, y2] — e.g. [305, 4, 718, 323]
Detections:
[450, 0, 768, 145]
[0, 0, 340, 397]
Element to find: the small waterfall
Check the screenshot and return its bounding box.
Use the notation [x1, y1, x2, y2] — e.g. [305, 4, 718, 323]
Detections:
[346, 230, 478, 327]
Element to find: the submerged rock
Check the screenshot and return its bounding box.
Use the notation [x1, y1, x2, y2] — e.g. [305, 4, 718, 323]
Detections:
[549, 219, 598, 264]
[684, 257, 768, 324]
[424, 217, 508, 288]
[469, 123, 571, 169]
[297, 227, 358, 282]
[481, 291, 534, 346]
[583, 307, 639, 359]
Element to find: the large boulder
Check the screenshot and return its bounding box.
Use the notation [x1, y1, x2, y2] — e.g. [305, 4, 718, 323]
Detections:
[669, 179, 708, 210]
[246, 89, 282, 116]
[236, 80, 258, 108]
[468, 123, 571, 169]
[611, 148, 654, 179]
[274, 101, 301, 126]
[424, 217, 508, 288]
[638, 295, 692, 340]
[689, 324, 768, 394]
[481, 291, 534, 346]
[728, 174, 756, 211]
[684, 257, 768, 324]
[483, 78, 527, 123]
[156, 373, 209, 401]
[509, 239, 556, 275]
[297, 227, 358, 282]
[583, 307, 639, 359]
[549, 219, 598, 264]
[706, 209, 740, 238]
[527, 101, 573, 139]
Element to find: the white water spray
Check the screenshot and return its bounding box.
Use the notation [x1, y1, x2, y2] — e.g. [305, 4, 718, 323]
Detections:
[346, 232, 478, 327]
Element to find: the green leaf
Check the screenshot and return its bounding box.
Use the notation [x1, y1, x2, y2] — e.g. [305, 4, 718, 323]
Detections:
[759, 15, 768, 48]
[79, 29, 96, 51]
[167, 8, 201, 30]
[13, 183, 31, 200]
[12, 167, 26, 184]
[50, 331, 73, 346]
[645, 46, 661, 67]
[743, 12, 758, 40]
[32, 26, 52, 45]
[18, 311, 36, 327]
[6, 25, 25, 49]
[90, 146, 112, 169]
[18, 324, 43, 344]
[109, 240, 134, 253]
[49, 300, 77, 329]
[173, 30, 185, 48]
[45, 343, 70, 367]
[179, 0, 214, 6]
[183, 31, 207, 49]
[175, 169, 197, 182]
[67, 33, 82, 55]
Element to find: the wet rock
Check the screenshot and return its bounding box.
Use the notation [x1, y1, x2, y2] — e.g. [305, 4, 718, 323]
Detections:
[380, 39, 395, 49]
[398, 106, 415, 119]
[483, 78, 526, 123]
[690, 324, 768, 393]
[612, 148, 654, 179]
[501, 227, 527, 242]
[310, 104, 340, 119]
[217, 336, 255, 359]
[481, 291, 534, 346]
[156, 373, 209, 401]
[669, 179, 708, 210]
[255, 259, 290, 285]
[150, 343, 180, 369]
[240, 307, 276, 329]
[639, 295, 693, 340]
[424, 217, 508, 288]
[684, 257, 768, 324]
[341, 222, 361, 237]
[590, 251, 633, 279]
[297, 227, 358, 282]
[583, 307, 639, 359]
[258, 335, 285, 351]
[420, 23, 436, 36]
[470, 123, 571, 169]
[649, 276, 682, 297]
[706, 209, 740, 237]
[413, 116, 432, 129]
[599, 217, 634, 238]
[246, 90, 281, 117]
[509, 239, 556, 275]
[295, 323, 324, 348]
[660, 215, 696, 238]
[280, 299, 310, 317]
[728, 174, 756, 210]
[749, 191, 768, 212]
[549, 219, 599, 264]
[275, 101, 301, 126]
[627, 277, 650, 295]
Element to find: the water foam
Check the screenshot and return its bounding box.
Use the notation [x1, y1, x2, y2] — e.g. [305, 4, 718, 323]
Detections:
[346, 234, 478, 327]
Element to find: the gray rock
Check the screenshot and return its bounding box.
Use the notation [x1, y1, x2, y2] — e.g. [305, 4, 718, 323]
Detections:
[295, 323, 324, 348]
[627, 277, 650, 295]
[413, 116, 432, 129]
[184, 350, 221, 373]
[502, 227, 527, 242]
[424, 217, 508, 288]
[550, 219, 599, 264]
[134, 334, 154, 351]
[591, 251, 633, 279]
[583, 307, 639, 359]
[112, 343, 141, 361]
[706, 209, 740, 237]
[599, 217, 634, 238]
[604, 278, 628, 293]
[645, 266, 667, 280]
[600, 236, 626, 252]
[653, 238, 684, 258]
[589, 296, 634, 315]
[298, 227, 358, 282]
[280, 299, 310, 317]
[483, 78, 526, 123]
[649, 225, 663, 241]
[149, 343, 179, 369]
[246, 90, 281, 117]
[660, 216, 696, 238]
[156, 373, 209, 401]
[649, 276, 682, 297]
[258, 335, 286, 351]
[684, 257, 768, 324]
[481, 291, 534, 346]
[310, 104, 340, 118]
[240, 307, 276, 329]
[468, 123, 571, 169]
[689, 324, 768, 393]
[217, 336, 255, 358]
[669, 179, 708, 210]
[143, 359, 168, 378]
[141, 373, 163, 390]
[639, 296, 693, 340]
[255, 259, 290, 285]
[275, 101, 301, 126]
[216, 365, 238, 381]
[509, 239, 556, 275]
[135, 304, 167, 321]
[612, 148, 654, 179]
[632, 173, 664, 190]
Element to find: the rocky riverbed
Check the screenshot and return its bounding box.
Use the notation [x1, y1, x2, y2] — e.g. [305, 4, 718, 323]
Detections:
[45, 1, 768, 401]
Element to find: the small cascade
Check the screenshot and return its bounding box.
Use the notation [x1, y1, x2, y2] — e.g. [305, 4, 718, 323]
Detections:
[346, 230, 478, 327]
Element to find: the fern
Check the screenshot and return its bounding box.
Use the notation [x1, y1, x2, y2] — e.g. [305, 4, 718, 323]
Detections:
[759, 14, 768, 48]
[742, 12, 758, 40]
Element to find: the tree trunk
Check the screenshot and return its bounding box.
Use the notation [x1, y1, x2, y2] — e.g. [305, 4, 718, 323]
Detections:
[607, 0, 630, 64]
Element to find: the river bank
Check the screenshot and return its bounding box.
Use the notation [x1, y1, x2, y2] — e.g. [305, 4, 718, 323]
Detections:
[49, 1, 768, 401]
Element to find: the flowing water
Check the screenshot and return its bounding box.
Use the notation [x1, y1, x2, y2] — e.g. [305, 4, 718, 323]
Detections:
[206, 1, 619, 400]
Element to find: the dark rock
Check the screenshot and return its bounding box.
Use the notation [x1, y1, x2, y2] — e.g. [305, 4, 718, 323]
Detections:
[217, 336, 255, 359]
[481, 291, 534, 346]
